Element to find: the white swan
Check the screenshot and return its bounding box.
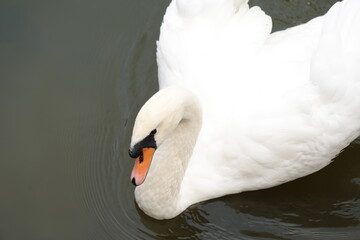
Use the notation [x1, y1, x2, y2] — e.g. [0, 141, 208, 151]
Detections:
[129, 0, 360, 219]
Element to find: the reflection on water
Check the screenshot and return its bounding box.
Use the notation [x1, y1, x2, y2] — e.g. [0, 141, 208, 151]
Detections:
[0, 0, 359, 239]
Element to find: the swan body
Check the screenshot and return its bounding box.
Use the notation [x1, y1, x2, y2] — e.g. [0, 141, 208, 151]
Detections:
[129, 0, 360, 219]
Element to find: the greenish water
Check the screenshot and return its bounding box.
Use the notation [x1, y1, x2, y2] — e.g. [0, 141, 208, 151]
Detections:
[1, 0, 359, 239]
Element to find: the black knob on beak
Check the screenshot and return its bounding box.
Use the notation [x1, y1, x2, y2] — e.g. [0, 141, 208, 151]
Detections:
[129, 148, 136, 158]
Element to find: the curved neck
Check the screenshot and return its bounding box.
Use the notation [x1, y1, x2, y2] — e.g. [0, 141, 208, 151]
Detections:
[134, 89, 202, 219]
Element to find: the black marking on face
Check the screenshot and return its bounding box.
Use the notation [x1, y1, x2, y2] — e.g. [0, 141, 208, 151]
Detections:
[129, 129, 157, 159]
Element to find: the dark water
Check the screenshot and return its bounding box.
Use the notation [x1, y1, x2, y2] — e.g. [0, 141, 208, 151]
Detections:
[1, 0, 359, 239]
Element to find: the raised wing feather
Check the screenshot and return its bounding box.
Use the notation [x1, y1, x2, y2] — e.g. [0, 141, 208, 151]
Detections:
[156, 0, 271, 98]
[311, 0, 360, 107]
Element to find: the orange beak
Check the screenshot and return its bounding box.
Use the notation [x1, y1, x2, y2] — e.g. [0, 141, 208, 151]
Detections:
[131, 148, 155, 186]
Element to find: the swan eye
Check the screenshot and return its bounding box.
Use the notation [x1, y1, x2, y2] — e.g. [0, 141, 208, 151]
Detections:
[129, 130, 158, 159]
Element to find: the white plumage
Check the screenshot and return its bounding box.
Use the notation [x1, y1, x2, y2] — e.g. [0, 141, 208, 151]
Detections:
[130, 0, 360, 219]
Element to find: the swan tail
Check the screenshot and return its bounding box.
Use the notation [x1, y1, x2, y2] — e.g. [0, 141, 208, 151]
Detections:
[311, 0, 360, 107]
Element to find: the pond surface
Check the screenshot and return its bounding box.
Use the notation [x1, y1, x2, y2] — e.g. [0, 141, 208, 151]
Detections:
[1, 0, 359, 239]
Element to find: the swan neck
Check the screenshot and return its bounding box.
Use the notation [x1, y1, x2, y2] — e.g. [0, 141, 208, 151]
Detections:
[135, 89, 201, 219]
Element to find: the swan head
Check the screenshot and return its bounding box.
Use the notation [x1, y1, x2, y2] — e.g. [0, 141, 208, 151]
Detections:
[129, 86, 202, 186]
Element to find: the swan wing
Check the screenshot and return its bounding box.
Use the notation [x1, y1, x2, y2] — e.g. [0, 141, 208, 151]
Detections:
[311, 0, 360, 106]
[156, 0, 271, 97]
[179, 0, 360, 207]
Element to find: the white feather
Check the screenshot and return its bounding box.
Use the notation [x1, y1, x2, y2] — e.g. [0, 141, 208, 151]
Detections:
[130, 0, 360, 219]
